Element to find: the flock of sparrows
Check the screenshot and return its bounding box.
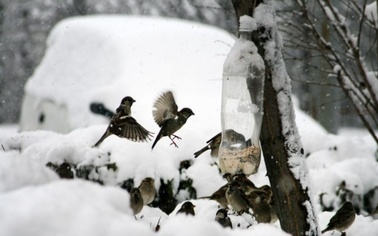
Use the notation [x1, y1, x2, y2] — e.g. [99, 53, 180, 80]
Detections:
[93, 91, 194, 149]
[91, 91, 357, 233]
[200, 173, 277, 225]
[129, 177, 156, 215]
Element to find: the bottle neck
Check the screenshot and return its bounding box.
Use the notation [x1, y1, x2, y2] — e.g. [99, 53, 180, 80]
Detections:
[239, 31, 251, 40]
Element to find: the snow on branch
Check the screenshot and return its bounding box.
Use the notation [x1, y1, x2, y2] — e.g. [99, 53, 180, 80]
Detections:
[253, 1, 319, 234]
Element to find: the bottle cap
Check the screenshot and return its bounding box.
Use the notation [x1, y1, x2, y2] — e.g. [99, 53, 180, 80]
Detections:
[239, 15, 257, 32]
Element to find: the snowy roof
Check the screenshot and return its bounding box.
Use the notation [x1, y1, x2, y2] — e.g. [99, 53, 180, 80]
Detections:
[24, 15, 235, 130]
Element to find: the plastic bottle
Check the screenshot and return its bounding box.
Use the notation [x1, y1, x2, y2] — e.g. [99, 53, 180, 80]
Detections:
[219, 18, 265, 176]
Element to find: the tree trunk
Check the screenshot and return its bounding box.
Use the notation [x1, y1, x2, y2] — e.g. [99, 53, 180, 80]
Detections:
[231, 1, 319, 235]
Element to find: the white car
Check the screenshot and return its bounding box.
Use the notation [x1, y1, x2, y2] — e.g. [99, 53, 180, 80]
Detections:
[20, 16, 234, 133]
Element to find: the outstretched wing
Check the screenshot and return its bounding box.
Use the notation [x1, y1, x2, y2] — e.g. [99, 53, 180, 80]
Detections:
[110, 116, 153, 142]
[152, 91, 178, 126]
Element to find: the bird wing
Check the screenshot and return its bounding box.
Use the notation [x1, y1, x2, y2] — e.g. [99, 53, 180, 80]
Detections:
[153, 91, 178, 126]
[327, 205, 353, 228]
[206, 132, 222, 144]
[110, 116, 153, 142]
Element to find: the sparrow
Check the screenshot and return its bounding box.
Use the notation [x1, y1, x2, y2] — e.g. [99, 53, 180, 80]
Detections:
[93, 96, 153, 147]
[151, 91, 194, 149]
[257, 185, 273, 200]
[370, 204, 378, 218]
[46, 162, 74, 179]
[321, 201, 356, 235]
[246, 191, 274, 223]
[246, 184, 273, 203]
[55, 162, 74, 179]
[129, 187, 144, 215]
[176, 201, 196, 216]
[220, 129, 247, 149]
[194, 132, 221, 158]
[215, 208, 232, 228]
[199, 183, 229, 208]
[138, 177, 156, 205]
[232, 173, 256, 195]
[90, 102, 115, 119]
[226, 180, 251, 214]
[193, 129, 246, 158]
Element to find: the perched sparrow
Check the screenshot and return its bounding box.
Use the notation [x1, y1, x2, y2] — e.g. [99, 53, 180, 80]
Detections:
[176, 201, 196, 216]
[151, 91, 194, 149]
[55, 162, 74, 179]
[93, 96, 153, 147]
[226, 180, 251, 214]
[321, 201, 356, 235]
[232, 173, 256, 195]
[138, 177, 156, 205]
[370, 204, 378, 218]
[247, 192, 274, 223]
[246, 184, 273, 204]
[194, 132, 221, 158]
[223, 173, 233, 183]
[90, 102, 115, 119]
[129, 187, 144, 215]
[220, 129, 247, 149]
[215, 208, 232, 228]
[197, 130, 248, 158]
[199, 183, 229, 208]
[257, 185, 273, 199]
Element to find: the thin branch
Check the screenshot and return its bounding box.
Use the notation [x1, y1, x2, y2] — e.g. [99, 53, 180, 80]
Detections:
[357, 0, 368, 54]
[336, 71, 378, 143]
[291, 78, 341, 88]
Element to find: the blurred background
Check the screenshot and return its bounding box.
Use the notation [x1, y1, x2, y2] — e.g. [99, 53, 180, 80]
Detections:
[0, 0, 375, 134]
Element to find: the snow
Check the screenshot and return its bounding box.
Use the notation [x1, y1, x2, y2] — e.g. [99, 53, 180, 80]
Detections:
[365, 2, 377, 24]
[1, 15, 378, 236]
[21, 15, 235, 132]
[239, 15, 257, 32]
[0, 180, 151, 236]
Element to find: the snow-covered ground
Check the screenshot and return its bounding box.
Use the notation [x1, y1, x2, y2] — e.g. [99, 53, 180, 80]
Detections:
[1, 15, 378, 235]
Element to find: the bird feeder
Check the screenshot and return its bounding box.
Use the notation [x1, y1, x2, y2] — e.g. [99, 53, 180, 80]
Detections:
[219, 16, 265, 176]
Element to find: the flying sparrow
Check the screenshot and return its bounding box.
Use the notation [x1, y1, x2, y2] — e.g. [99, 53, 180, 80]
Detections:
[93, 96, 153, 147]
[199, 183, 229, 208]
[194, 132, 221, 158]
[176, 201, 196, 216]
[151, 91, 194, 149]
[129, 187, 144, 215]
[138, 177, 156, 205]
[321, 201, 356, 235]
[215, 208, 232, 228]
[226, 180, 251, 214]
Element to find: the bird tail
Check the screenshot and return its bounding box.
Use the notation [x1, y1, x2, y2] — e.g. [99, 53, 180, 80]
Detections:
[321, 228, 329, 234]
[194, 146, 210, 158]
[198, 196, 211, 199]
[151, 132, 163, 150]
[93, 131, 109, 148]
